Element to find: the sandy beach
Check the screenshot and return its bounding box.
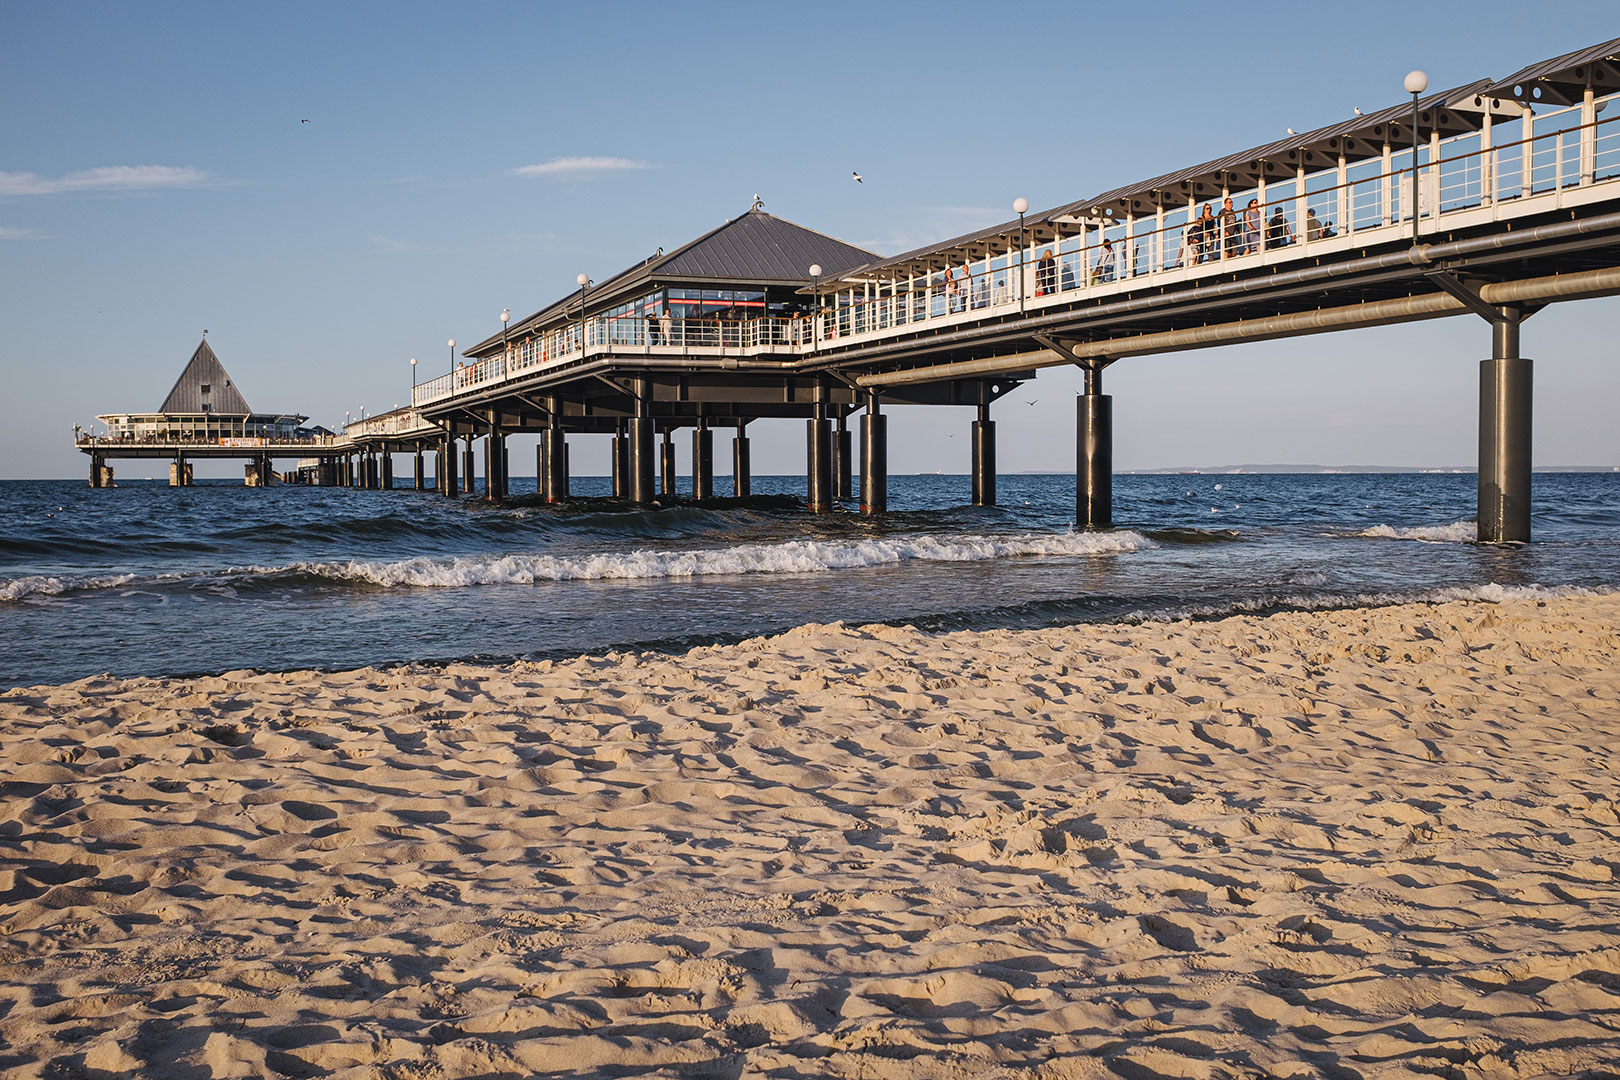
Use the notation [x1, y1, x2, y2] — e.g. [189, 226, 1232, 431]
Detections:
[3, 593, 1619, 1078]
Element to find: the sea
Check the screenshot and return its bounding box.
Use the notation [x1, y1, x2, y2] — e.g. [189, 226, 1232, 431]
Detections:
[2, 472, 1617, 689]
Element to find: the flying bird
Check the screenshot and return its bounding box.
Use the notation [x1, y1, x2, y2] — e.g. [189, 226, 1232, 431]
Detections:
[852, 171, 862, 183]
[1024, 399, 1039, 406]
[301, 118, 309, 124]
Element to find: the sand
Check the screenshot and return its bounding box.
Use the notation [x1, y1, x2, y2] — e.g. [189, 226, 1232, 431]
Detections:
[3, 594, 1620, 1079]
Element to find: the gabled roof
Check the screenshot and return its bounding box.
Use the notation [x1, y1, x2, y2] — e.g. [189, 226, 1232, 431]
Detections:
[159, 338, 253, 414]
[1478, 36, 1620, 106]
[469, 209, 875, 355]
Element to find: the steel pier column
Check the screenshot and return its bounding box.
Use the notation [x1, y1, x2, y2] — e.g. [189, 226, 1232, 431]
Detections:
[972, 398, 996, 507]
[733, 422, 751, 498]
[484, 411, 504, 503]
[542, 427, 568, 502]
[861, 391, 887, 516]
[661, 430, 678, 497]
[833, 414, 852, 500]
[413, 450, 424, 491]
[461, 440, 475, 495]
[89, 454, 102, 488]
[693, 420, 713, 501]
[381, 451, 393, 490]
[807, 408, 833, 513]
[1479, 306, 1532, 543]
[611, 423, 628, 498]
[630, 378, 655, 504]
[1076, 365, 1113, 529]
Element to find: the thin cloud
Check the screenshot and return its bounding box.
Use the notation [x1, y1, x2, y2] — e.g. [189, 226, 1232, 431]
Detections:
[0, 165, 212, 196]
[509, 156, 651, 180]
[0, 226, 42, 239]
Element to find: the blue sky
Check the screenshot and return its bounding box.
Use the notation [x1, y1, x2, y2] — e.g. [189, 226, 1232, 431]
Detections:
[3, 1, 1617, 478]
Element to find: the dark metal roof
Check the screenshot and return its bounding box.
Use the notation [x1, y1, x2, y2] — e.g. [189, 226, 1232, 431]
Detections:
[158, 338, 253, 414]
[831, 81, 1500, 283]
[1476, 37, 1620, 106]
[470, 209, 875, 355]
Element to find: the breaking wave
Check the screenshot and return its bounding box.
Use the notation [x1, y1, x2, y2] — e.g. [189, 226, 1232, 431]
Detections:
[1354, 520, 1478, 543]
[305, 530, 1158, 589]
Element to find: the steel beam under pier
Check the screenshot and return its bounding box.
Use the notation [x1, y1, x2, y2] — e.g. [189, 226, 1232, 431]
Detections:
[692, 421, 713, 501]
[661, 431, 678, 498]
[861, 392, 887, 516]
[972, 399, 996, 507]
[1076, 365, 1112, 529]
[733, 424, 751, 498]
[1480, 306, 1532, 543]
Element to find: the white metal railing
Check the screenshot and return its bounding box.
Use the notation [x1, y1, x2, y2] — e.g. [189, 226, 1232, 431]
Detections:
[343, 408, 434, 439]
[413, 93, 1620, 409]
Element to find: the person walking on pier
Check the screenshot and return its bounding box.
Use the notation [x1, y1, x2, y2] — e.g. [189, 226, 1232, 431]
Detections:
[1242, 198, 1262, 255]
[1036, 248, 1056, 296]
[1267, 206, 1292, 248]
[1219, 197, 1239, 259]
[1305, 207, 1322, 242]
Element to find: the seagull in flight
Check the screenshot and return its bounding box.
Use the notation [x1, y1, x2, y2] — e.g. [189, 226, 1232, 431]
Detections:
[1024, 398, 1039, 406]
[852, 171, 862, 183]
[301, 118, 310, 124]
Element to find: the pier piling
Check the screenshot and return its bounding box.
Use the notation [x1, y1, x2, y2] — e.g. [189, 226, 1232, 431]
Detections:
[972, 393, 996, 507]
[1479, 305, 1532, 543]
[1076, 364, 1113, 529]
[661, 430, 677, 497]
[693, 420, 713, 501]
[861, 392, 887, 516]
[542, 427, 568, 502]
[834, 415, 852, 500]
[807, 409, 833, 513]
[733, 423, 751, 498]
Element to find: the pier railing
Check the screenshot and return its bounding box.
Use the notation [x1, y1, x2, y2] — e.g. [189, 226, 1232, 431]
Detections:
[415, 92, 1620, 409]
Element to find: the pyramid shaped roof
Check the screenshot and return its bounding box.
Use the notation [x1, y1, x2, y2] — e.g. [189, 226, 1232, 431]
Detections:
[159, 338, 253, 414]
[470, 208, 875, 355]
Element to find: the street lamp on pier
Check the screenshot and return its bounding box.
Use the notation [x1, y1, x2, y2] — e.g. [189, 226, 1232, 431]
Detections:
[808, 263, 822, 350]
[410, 356, 417, 390]
[1013, 197, 1029, 311]
[500, 308, 510, 355]
[1404, 70, 1428, 244]
[576, 274, 591, 354]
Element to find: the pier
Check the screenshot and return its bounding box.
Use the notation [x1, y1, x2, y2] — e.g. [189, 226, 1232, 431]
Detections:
[78, 39, 1620, 543]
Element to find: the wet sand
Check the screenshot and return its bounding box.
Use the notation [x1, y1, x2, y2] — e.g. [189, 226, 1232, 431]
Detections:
[3, 594, 1619, 1078]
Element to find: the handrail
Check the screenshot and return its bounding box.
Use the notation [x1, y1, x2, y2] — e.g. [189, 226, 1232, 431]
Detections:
[408, 94, 1620, 409]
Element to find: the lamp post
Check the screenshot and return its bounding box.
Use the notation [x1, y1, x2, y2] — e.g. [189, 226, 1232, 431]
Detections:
[808, 263, 822, 350]
[576, 274, 591, 354]
[1405, 70, 1428, 244]
[500, 308, 510, 355]
[1013, 197, 1029, 311]
[410, 356, 417, 390]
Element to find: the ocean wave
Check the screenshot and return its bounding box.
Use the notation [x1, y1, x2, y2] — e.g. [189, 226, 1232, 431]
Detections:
[1121, 581, 1617, 625]
[0, 573, 140, 601]
[302, 530, 1158, 589]
[1354, 520, 1477, 543]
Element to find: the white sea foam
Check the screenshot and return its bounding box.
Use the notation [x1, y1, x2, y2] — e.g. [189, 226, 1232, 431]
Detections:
[1122, 581, 1617, 625]
[302, 530, 1159, 589]
[0, 573, 139, 602]
[1355, 520, 1478, 543]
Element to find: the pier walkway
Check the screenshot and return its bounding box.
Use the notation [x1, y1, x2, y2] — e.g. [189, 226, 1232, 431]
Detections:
[403, 38, 1620, 542]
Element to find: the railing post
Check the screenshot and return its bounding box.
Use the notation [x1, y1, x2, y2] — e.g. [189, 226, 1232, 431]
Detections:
[1481, 110, 1494, 207]
[1295, 165, 1308, 250]
[1581, 88, 1597, 186]
[1382, 142, 1394, 225]
[1521, 104, 1533, 199]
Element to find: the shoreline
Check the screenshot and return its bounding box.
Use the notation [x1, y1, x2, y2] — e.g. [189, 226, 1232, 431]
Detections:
[3, 595, 1619, 1076]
